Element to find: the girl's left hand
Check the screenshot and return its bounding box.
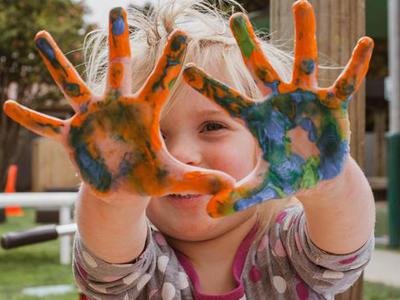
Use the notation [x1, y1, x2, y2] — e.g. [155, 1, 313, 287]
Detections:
[183, 0, 374, 217]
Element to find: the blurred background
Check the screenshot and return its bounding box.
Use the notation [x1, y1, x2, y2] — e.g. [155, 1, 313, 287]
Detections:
[0, 0, 398, 299]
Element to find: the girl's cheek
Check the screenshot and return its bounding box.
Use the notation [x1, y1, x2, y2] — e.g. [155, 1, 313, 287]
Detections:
[203, 142, 255, 180]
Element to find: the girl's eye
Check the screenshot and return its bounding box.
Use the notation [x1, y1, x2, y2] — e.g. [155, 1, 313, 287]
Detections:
[200, 121, 226, 133]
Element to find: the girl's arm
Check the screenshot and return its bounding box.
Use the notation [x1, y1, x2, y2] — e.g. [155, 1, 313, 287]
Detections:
[297, 156, 375, 255]
[76, 184, 151, 264]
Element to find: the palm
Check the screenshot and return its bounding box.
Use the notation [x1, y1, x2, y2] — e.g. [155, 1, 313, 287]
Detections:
[184, 0, 373, 217]
[4, 8, 233, 198]
[66, 95, 163, 194]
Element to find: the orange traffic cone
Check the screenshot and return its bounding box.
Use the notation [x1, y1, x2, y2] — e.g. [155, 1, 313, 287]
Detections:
[5, 164, 24, 217]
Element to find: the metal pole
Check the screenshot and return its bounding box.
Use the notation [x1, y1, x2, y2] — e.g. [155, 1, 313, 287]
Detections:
[388, 0, 400, 248]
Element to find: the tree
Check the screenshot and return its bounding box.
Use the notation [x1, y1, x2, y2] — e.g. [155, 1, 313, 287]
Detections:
[0, 0, 94, 188]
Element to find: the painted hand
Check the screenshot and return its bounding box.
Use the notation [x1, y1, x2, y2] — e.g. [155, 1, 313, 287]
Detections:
[183, 0, 374, 217]
[3, 8, 234, 199]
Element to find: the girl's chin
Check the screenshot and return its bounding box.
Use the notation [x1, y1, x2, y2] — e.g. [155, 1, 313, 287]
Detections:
[163, 219, 228, 242]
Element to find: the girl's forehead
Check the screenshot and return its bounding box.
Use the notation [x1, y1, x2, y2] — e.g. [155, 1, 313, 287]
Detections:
[163, 63, 233, 111]
[170, 83, 224, 112]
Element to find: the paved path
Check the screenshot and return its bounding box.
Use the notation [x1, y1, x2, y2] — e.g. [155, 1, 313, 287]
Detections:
[364, 248, 400, 287]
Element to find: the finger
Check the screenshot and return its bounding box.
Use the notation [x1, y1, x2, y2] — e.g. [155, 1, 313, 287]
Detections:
[35, 31, 91, 112]
[291, 0, 318, 89]
[183, 64, 253, 118]
[107, 7, 132, 93]
[206, 159, 272, 217]
[127, 146, 236, 196]
[331, 37, 374, 101]
[207, 185, 279, 217]
[230, 13, 282, 93]
[136, 30, 187, 106]
[3, 100, 64, 139]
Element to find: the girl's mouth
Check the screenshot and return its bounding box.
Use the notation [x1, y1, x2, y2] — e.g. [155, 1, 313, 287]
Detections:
[167, 193, 202, 200]
[163, 193, 209, 210]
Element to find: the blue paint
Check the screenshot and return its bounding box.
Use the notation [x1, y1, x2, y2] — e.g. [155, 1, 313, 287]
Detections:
[300, 59, 315, 75]
[75, 144, 112, 192]
[171, 34, 187, 51]
[190, 69, 351, 210]
[62, 82, 83, 98]
[336, 79, 355, 98]
[36, 37, 67, 77]
[79, 103, 89, 113]
[234, 185, 279, 211]
[152, 34, 186, 92]
[36, 38, 56, 61]
[318, 141, 349, 180]
[118, 152, 134, 176]
[299, 117, 317, 142]
[265, 80, 280, 95]
[70, 126, 112, 192]
[110, 8, 125, 36]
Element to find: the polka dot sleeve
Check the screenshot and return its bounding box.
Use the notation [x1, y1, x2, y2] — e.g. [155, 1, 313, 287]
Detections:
[267, 204, 374, 296]
[73, 223, 194, 300]
[72, 223, 157, 299]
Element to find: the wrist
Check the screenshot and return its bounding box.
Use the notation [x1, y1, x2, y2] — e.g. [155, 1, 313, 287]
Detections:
[80, 182, 151, 208]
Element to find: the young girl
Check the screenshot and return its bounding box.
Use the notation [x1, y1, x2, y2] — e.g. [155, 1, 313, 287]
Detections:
[3, 0, 375, 299]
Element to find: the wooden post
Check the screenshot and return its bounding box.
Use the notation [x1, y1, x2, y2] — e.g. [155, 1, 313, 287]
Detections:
[387, 0, 400, 248]
[270, 0, 367, 299]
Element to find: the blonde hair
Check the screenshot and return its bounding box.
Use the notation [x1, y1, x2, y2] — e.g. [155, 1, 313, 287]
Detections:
[83, 0, 297, 240]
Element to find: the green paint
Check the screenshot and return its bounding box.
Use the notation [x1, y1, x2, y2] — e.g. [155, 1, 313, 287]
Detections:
[37, 122, 62, 134]
[168, 78, 176, 90]
[231, 15, 256, 58]
[63, 82, 83, 98]
[272, 94, 296, 120]
[213, 191, 237, 217]
[300, 156, 320, 189]
[284, 136, 292, 155]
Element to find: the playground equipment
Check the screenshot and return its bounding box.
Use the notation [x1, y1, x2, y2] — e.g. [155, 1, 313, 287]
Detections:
[0, 192, 76, 264]
[1, 223, 76, 249]
[1, 223, 86, 300]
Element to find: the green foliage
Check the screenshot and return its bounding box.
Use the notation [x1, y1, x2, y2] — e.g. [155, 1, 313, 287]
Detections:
[0, 0, 92, 105]
[0, 0, 94, 189]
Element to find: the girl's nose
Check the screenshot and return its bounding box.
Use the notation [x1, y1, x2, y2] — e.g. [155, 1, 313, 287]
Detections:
[166, 136, 202, 166]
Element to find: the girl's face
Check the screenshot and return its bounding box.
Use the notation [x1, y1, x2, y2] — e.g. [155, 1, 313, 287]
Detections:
[146, 81, 259, 242]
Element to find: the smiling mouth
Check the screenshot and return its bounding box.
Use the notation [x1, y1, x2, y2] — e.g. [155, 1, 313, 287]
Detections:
[166, 194, 202, 200]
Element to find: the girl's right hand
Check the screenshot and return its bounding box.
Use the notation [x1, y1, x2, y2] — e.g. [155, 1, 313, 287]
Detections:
[3, 8, 234, 202]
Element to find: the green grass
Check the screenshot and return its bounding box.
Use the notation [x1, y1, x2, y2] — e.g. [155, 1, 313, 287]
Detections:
[364, 281, 400, 300]
[0, 209, 78, 300]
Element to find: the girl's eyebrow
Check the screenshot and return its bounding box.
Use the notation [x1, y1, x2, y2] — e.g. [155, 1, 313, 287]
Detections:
[197, 109, 226, 117]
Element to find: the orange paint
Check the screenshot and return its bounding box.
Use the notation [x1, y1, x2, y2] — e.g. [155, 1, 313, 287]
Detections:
[3, 9, 234, 199]
[108, 8, 131, 61]
[109, 62, 124, 90]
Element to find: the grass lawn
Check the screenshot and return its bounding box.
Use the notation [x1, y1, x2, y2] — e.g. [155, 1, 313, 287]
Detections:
[0, 205, 399, 299]
[364, 281, 400, 300]
[0, 209, 78, 300]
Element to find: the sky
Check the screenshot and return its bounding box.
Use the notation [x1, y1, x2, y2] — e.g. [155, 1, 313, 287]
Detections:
[83, 0, 151, 25]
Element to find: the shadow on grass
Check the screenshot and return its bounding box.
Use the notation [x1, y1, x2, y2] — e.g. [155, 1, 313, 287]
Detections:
[0, 209, 78, 300]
